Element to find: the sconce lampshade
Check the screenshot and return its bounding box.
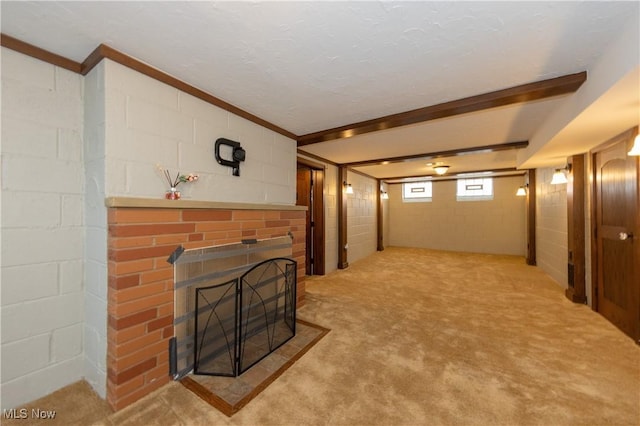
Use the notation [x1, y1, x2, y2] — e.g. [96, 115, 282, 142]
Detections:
[345, 183, 354, 194]
[433, 165, 449, 175]
[550, 169, 568, 185]
[629, 134, 640, 156]
[381, 191, 389, 200]
[516, 186, 527, 196]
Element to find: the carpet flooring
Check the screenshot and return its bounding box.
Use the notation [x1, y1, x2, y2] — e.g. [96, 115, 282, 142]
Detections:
[3, 247, 639, 425]
[181, 319, 330, 416]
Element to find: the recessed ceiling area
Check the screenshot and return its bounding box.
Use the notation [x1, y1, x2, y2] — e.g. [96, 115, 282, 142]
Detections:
[1, 1, 638, 179]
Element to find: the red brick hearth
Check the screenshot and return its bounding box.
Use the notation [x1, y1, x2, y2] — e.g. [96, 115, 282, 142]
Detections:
[106, 201, 306, 410]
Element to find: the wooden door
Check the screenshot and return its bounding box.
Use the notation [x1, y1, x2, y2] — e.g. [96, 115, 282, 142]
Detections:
[296, 167, 312, 275]
[296, 165, 325, 276]
[594, 130, 640, 342]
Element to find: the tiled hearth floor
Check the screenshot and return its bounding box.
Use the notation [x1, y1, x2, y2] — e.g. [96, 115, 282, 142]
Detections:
[180, 319, 329, 416]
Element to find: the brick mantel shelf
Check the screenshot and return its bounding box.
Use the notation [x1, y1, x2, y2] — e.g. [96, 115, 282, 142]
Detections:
[105, 197, 306, 410]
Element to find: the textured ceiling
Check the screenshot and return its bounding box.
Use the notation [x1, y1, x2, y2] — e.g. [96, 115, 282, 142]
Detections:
[1, 1, 638, 177]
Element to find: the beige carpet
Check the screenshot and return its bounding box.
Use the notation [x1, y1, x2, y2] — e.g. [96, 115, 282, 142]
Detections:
[4, 247, 639, 425]
[181, 319, 330, 416]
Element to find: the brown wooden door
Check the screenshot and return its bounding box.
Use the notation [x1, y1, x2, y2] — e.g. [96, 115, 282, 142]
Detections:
[594, 132, 640, 342]
[296, 167, 313, 275]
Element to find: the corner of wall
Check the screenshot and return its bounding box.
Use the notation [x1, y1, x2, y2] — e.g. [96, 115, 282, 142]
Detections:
[83, 61, 108, 398]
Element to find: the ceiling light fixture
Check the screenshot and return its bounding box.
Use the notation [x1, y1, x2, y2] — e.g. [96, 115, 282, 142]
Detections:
[628, 134, 640, 156]
[433, 165, 450, 175]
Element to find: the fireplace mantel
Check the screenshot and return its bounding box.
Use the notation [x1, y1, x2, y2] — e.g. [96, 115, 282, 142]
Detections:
[105, 197, 307, 211]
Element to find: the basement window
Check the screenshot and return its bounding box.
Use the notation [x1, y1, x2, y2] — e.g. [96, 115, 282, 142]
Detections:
[456, 178, 493, 201]
[402, 181, 432, 202]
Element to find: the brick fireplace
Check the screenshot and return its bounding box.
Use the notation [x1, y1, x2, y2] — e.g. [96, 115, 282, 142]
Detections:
[105, 198, 306, 410]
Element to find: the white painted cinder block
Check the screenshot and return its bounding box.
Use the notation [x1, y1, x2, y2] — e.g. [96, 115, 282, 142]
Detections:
[1, 292, 83, 344]
[1, 191, 61, 228]
[2, 228, 84, 267]
[1, 47, 86, 410]
[2, 76, 82, 130]
[59, 259, 84, 295]
[104, 61, 297, 203]
[51, 323, 83, 363]
[1, 48, 55, 90]
[1, 263, 59, 306]
[1, 334, 51, 383]
[106, 59, 178, 110]
[0, 356, 84, 410]
[2, 155, 83, 194]
[1, 116, 58, 159]
[57, 128, 83, 162]
[179, 92, 229, 127]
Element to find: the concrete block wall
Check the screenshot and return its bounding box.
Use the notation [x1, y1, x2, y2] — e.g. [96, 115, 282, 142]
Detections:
[84, 61, 109, 398]
[346, 172, 377, 264]
[1, 48, 85, 409]
[323, 165, 339, 273]
[103, 60, 296, 204]
[381, 182, 390, 249]
[536, 167, 568, 288]
[388, 175, 526, 255]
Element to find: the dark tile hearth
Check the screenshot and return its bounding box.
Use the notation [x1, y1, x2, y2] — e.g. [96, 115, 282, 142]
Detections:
[180, 319, 329, 416]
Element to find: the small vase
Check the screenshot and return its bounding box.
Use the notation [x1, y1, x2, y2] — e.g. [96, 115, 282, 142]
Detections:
[165, 187, 181, 200]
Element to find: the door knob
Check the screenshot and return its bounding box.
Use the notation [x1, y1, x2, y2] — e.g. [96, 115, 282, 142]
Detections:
[619, 232, 634, 240]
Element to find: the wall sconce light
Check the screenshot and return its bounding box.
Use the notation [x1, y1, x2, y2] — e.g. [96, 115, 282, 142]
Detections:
[344, 182, 354, 194]
[381, 191, 389, 200]
[550, 165, 570, 185]
[516, 185, 527, 196]
[215, 138, 246, 176]
[433, 165, 450, 175]
[628, 134, 640, 156]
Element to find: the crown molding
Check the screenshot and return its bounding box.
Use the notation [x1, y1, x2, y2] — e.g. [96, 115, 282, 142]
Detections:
[1, 33, 297, 141]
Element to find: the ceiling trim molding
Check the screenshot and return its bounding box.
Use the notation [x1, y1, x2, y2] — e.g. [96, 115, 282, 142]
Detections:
[1, 33, 298, 141]
[383, 167, 524, 184]
[297, 72, 587, 146]
[81, 44, 298, 140]
[297, 156, 327, 170]
[347, 167, 378, 181]
[345, 141, 529, 168]
[1, 33, 82, 73]
[297, 149, 338, 167]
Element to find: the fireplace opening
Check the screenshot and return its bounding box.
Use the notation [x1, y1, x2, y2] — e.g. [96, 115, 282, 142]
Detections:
[170, 236, 296, 379]
[194, 258, 296, 376]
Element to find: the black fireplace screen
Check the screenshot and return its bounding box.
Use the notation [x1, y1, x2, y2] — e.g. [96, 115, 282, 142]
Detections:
[194, 258, 297, 376]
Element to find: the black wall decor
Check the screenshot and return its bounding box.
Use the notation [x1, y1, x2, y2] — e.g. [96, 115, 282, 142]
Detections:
[215, 138, 246, 176]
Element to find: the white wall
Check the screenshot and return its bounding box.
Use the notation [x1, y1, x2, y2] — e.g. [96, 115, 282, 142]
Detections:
[346, 172, 377, 264]
[103, 60, 296, 203]
[388, 176, 526, 256]
[381, 181, 389, 249]
[323, 165, 339, 274]
[1, 48, 85, 409]
[83, 61, 108, 398]
[535, 167, 568, 287]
